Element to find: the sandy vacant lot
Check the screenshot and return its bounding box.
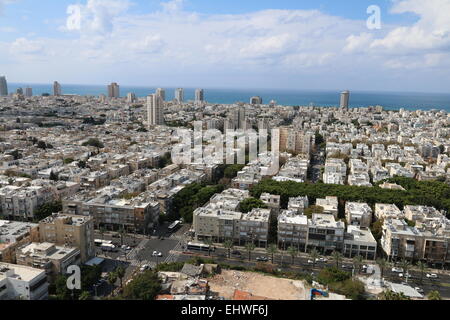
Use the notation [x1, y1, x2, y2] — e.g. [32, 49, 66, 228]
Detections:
[208, 270, 308, 300]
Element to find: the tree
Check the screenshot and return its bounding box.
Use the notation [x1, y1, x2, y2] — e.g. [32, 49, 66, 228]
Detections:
[287, 246, 298, 265]
[118, 227, 126, 246]
[245, 242, 256, 262]
[332, 251, 343, 269]
[266, 244, 278, 264]
[427, 290, 442, 300]
[203, 239, 213, 256]
[353, 255, 363, 274]
[122, 271, 161, 300]
[223, 240, 234, 258]
[49, 171, 59, 181]
[377, 258, 388, 279]
[116, 266, 126, 289]
[79, 291, 91, 300]
[33, 201, 62, 221]
[82, 138, 104, 151]
[99, 227, 107, 240]
[239, 198, 268, 213]
[310, 249, 319, 269]
[399, 259, 411, 283]
[108, 272, 118, 293]
[379, 290, 410, 300]
[416, 261, 427, 284]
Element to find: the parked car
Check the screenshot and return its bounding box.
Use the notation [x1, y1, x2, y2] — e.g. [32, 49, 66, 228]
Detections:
[316, 257, 327, 262]
[342, 264, 353, 269]
[152, 251, 158, 256]
[140, 264, 150, 271]
[231, 250, 242, 256]
[307, 259, 314, 264]
[426, 273, 438, 279]
[392, 267, 404, 273]
[256, 256, 268, 262]
[415, 287, 424, 294]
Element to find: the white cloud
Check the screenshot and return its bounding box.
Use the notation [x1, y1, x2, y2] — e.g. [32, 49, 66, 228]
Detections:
[10, 37, 43, 55]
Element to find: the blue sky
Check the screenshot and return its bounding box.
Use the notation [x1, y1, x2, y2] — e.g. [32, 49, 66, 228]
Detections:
[0, 0, 449, 92]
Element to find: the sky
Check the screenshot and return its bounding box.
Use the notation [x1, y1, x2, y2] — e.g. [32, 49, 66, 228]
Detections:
[0, 0, 449, 92]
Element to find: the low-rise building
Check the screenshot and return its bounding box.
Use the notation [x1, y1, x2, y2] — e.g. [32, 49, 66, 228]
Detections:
[345, 202, 373, 228]
[277, 210, 308, 251]
[343, 225, 377, 259]
[0, 262, 48, 300]
[308, 214, 345, 254]
[315, 196, 339, 218]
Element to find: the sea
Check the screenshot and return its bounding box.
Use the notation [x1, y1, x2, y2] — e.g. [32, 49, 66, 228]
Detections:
[8, 83, 450, 112]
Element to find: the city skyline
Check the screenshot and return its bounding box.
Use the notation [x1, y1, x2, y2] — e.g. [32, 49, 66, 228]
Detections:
[0, 0, 450, 92]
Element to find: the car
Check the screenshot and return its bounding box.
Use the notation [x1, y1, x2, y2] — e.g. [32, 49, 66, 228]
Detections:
[307, 259, 314, 264]
[157, 252, 163, 257]
[415, 287, 424, 294]
[231, 250, 241, 256]
[426, 273, 438, 279]
[342, 264, 353, 269]
[256, 256, 268, 262]
[399, 273, 411, 278]
[121, 245, 127, 249]
[152, 251, 158, 256]
[112, 234, 120, 238]
[316, 257, 327, 262]
[140, 264, 150, 272]
[392, 267, 404, 273]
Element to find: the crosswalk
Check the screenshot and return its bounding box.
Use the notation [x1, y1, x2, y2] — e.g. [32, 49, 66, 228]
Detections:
[164, 241, 184, 263]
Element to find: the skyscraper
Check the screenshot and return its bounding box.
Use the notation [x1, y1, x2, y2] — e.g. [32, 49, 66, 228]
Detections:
[107, 82, 120, 98]
[250, 96, 263, 105]
[53, 81, 62, 96]
[175, 88, 184, 103]
[230, 106, 246, 129]
[25, 87, 33, 97]
[156, 88, 166, 101]
[16, 88, 23, 95]
[0, 76, 8, 96]
[195, 89, 204, 104]
[147, 93, 164, 127]
[127, 92, 136, 103]
[340, 90, 350, 109]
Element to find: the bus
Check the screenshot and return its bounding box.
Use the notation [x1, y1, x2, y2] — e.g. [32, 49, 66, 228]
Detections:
[168, 220, 182, 232]
[95, 239, 112, 246]
[186, 242, 215, 252]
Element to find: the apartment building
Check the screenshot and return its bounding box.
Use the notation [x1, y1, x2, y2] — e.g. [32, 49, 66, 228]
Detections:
[277, 210, 308, 251]
[315, 196, 339, 218]
[0, 220, 39, 263]
[0, 185, 54, 221]
[323, 158, 347, 185]
[16, 242, 80, 276]
[345, 202, 373, 228]
[237, 208, 271, 247]
[381, 219, 424, 261]
[0, 262, 48, 300]
[288, 196, 309, 214]
[308, 214, 345, 254]
[38, 213, 94, 263]
[343, 225, 377, 260]
[260, 193, 281, 215]
[374, 203, 404, 220]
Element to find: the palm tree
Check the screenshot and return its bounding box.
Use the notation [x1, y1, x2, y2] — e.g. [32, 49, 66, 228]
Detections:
[310, 249, 319, 269]
[108, 272, 118, 294]
[223, 240, 234, 258]
[353, 255, 363, 274]
[331, 251, 343, 269]
[416, 261, 427, 284]
[379, 290, 410, 300]
[399, 259, 411, 283]
[204, 239, 213, 256]
[245, 242, 256, 262]
[427, 290, 442, 300]
[99, 227, 106, 240]
[118, 227, 126, 246]
[266, 244, 278, 264]
[377, 258, 388, 279]
[79, 291, 91, 300]
[116, 266, 126, 288]
[287, 246, 298, 265]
